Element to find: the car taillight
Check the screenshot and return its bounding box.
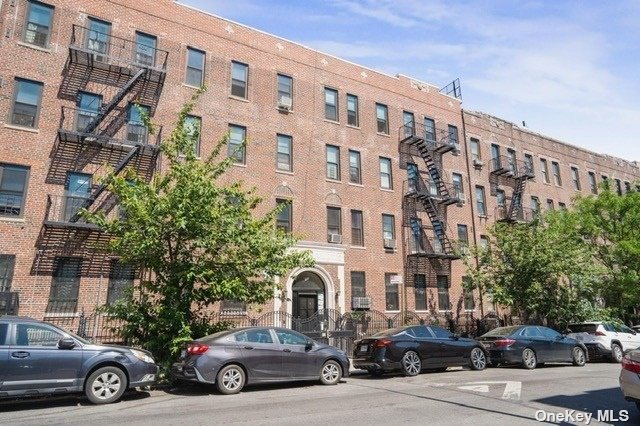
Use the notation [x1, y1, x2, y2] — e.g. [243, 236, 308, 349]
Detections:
[594, 331, 606, 336]
[373, 338, 392, 348]
[186, 343, 209, 355]
[494, 339, 516, 348]
[622, 356, 640, 374]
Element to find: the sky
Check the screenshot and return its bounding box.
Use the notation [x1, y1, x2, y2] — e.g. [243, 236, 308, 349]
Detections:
[181, 0, 640, 162]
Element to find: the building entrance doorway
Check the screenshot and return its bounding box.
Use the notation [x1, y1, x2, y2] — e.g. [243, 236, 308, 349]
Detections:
[291, 271, 325, 319]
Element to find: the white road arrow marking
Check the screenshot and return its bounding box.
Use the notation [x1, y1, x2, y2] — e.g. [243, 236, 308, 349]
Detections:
[464, 381, 522, 400]
[457, 385, 490, 393]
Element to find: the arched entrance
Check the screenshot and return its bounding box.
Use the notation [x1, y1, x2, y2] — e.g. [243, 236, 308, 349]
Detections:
[292, 271, 325, 320]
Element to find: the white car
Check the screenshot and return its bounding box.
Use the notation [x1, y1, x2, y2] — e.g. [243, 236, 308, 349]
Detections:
[567, 322, 640, 363]
[620, 350, 640, 411]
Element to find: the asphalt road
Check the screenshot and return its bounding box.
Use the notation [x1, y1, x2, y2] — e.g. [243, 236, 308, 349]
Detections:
[1, 363, 637, 425]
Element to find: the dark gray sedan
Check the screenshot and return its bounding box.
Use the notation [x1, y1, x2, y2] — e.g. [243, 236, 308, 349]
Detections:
[0, 316, 158, 404]
[172, 327, 350, 394]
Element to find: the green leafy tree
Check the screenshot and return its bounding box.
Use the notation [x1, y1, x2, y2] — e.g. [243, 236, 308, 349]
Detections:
[85, 91, 313, 370]
[463, 212, 604, 328]
[570, 183, 640, 319]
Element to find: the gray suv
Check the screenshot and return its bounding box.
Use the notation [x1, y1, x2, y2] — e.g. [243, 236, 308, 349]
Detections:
[0, 316, 158, 404]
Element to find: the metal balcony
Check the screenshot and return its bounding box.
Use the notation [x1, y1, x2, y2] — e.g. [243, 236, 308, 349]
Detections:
[490, 156, 535, 180]
[495, 206, 536, 223]
[398, 121, 459, 155]
[404, 179, 463, 206]
[405, 232, 459, 260]
[43, 194, 103, 230]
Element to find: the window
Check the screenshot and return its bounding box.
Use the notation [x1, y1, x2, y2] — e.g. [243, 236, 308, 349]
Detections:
[185, 115, 201, 156]
[185, 47, 205, 87]
[87, 17, 110, 55]
[479, 235, 489, 249]
[347, 94, 359, 126]
[521, 327, 544, 338]
[463, 276, 475, 310]
[452, 173, 463, 197]
[491, 144, 500, 161]
[414, 274, 427, 311]
[64, 171, 91, 222]
[0, 164, 29, 217]
[76, 91, 102, 131]
[231, 61, 248, 99]
[11, 78, 43, 128]
[379, 157, 393, 189]
[135, 32, 157, 67]
[496, 189, 506, 207]
[571, 167, 581, 190]
[531, 196, 540, 214]
[276, 134, 292, 171]
[382, 214, 395, 242]
[601, 175, 609, 190]
[540, 159, 549, 183]
[277, 74, 292, 108]
[424, 117, 436, 143]
[475, 186, 486, 216]
[430, 325, 453, 339]
[385, 273, 399, 311]
[559, 202, 567, 210]
[326, 145, 340, 180]
[327, 206, 342, 238]
[457, 224, 469, 252]
[437, 275, 449, 310]
[127, 103, 150, 144]
[615, 179, 623, 195]
[625, 182, 632, 193]
[324, 87, 338, 121]
[349, 150, 361, 184]
[552, 161, 562, 186]
[235, 329, 273, 344]
[221, 299, 246, 312]
[107, 260, 134, 305]
[588, 172, 598, 194]
[410, 218, 424, 253]
[0, 255, 16, 291]
[403, 111, 415, 137]
[524, 154, 534, 175]
[24, 1, 54, 48]
[351, 271, 366, 298]
[275, 329, 308, 345]
[546, 199, 554, 210]
[15, 323, 63, 347]
[448, 125, 459, 150]
[276, 199, 292, 233]
[0, 323, 7, 346]
[470, 138, 480, 160]
[228, 124, 246, 164]
[47, 258, 81, 313]
[507, 149, 516, 173]
[376, 103, 389, 134]
[351, 210, 364, 246]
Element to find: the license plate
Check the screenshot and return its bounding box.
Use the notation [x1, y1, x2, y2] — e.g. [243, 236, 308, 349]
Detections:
[359, 345, 368, 353]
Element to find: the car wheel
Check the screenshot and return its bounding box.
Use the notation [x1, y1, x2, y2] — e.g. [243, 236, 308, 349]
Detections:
[611, 343, 623, 363]
[572, 347, 586, 366]
[320, 360, 342, 385]
[367, 369, 384, 377]
[216, 364, 246, 395]
[85, 366, 128, 404]
[401, 351, 421, 376]
[470, 347, 487, 371]
[522, 348, 537, 369]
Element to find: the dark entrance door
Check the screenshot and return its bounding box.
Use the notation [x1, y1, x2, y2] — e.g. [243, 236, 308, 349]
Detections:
[295, 294, 317, 320]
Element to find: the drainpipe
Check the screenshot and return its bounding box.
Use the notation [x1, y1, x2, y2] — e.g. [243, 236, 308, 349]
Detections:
[460, 109, 484, 317]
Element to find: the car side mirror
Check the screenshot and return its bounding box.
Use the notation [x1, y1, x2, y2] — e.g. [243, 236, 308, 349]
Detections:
[305, 340, 313, 351]
[58, 338, 76, 349]
[557, 335, 565, 340]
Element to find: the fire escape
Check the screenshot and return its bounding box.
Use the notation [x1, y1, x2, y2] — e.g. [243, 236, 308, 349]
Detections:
[36, 24, 168, 279]
[399, 120, 461, 305]
[489, 155, 535, 222]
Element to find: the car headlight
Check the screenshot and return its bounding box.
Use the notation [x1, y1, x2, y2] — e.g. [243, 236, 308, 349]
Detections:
[130, 349, 155, 364]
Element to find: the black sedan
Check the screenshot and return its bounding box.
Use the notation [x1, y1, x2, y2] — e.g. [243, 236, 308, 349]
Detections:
[172, 327, 350, 394]
[352, 325, 488, 376]
[477, 325, 588, 369]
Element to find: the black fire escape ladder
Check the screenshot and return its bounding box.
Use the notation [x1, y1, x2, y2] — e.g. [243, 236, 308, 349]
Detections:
[507, 176, 527, 220]
[415, 141, 451, 199]
[82, 68, 147, 135]
[420, 195, 455, 255]
[70, 145, 141, 223]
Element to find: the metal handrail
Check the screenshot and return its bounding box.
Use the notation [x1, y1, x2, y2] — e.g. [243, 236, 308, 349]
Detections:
[404, 177, 464, 201]
[70, 24, 169, 71]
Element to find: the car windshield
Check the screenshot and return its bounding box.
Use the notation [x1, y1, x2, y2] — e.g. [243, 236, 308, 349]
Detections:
[482, 326, 522, 337]
[567, 324, 598, 333]
[198, 329, 235, 342]
[372, 327, 408, 337]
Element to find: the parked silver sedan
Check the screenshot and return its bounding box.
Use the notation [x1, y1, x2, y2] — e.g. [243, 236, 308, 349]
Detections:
[172, 327, 350, 394]
[620, 349, 640, 411]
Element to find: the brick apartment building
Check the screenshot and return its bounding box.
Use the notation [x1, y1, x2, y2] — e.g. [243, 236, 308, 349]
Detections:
[0, 0, 638, 337]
